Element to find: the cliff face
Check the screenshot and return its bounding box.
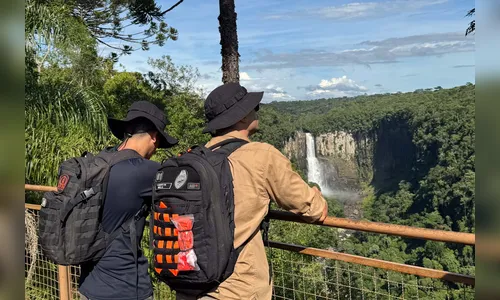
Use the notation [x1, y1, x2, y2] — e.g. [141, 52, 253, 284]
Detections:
[283, 131, 356, 164]
[281, 117, 415, 205]
[315, 132, 356, 160]
[283, 131, 308, 171]
[283, 131, 365, 207]
[282, 130, 378, 219]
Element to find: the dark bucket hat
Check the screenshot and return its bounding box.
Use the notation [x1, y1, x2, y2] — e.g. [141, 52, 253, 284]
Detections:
[107, 101, 178, 148]
[203, 82, 263, 133]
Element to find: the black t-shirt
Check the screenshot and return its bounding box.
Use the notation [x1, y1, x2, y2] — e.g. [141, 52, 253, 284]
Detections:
[79, 151, 159, 300]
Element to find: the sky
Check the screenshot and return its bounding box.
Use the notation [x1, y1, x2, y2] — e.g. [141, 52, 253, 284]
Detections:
[110, 0, 475, 103]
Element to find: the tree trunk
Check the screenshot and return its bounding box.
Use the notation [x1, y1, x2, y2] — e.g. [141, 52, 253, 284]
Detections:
[218, 0, 240, 84]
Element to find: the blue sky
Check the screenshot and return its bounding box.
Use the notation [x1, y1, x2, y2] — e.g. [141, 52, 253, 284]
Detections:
[111, 0, 475, 102]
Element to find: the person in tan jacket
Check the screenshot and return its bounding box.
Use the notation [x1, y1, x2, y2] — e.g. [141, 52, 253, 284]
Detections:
[197, 82, 328, 300]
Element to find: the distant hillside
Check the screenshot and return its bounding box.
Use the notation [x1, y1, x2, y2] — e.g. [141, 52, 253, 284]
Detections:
[255, 84, 475, 299]
[265, 84, 472, 119]
[265, 97, 352, 116]
[255, 83, 475, 148]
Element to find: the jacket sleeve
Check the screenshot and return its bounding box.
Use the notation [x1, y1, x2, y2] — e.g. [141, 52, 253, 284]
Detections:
[264, 146, 327, 223]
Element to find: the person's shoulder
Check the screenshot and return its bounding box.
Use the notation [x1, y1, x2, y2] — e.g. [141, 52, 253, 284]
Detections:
[245, 141, 275, 152]
[135, 158, 161, 172]
[142, 158, 161, 167]
[114, 157, 160, 174]
[129, 158, 161, 185]
[246, 141, 285, 156]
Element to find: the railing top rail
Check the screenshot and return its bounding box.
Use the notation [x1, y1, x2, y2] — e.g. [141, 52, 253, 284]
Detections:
[269, 211, 475, 245]
[269, 241, 475, 286]
[25, 184, 475, 246]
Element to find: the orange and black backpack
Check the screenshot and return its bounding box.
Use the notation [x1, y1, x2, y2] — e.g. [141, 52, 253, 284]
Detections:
[150, 138, 249, 297]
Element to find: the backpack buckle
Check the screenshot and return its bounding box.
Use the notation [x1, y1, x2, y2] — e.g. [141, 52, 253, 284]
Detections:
[80, 188, 95, 200]
[134, 204, 148, 221]
[260, 219, 270, 242]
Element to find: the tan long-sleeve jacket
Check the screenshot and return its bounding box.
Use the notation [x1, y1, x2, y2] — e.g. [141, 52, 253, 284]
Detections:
[205, 131, 327, 300]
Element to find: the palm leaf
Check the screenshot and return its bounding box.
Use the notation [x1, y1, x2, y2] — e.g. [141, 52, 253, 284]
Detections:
[25, 81, 111, 188]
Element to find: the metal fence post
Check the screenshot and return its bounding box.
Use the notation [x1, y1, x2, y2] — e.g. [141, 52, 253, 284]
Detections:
[58, 265, 71, 300]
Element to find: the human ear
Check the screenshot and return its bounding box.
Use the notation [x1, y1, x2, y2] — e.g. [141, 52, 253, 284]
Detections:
[149, 131, 158, 143]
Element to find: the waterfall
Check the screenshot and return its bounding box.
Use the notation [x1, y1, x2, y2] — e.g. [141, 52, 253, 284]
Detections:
[305, 133, 329, 193]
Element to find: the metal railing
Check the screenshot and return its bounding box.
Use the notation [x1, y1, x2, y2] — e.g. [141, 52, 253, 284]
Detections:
[25, 206, 175, 300]
[25, 184, 475, 299]
[268, 211, 475, 245]
[267, 247, 474, 300]
[25, 208, 76, 300]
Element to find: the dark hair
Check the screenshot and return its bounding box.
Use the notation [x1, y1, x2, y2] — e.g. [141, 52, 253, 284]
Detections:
[124, 117, 157, 138]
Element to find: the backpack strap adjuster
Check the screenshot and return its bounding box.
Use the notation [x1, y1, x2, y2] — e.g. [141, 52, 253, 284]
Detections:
[80, 188, 96, 200]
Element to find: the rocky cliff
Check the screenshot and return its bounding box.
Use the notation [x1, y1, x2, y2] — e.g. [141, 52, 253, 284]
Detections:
[283, 131, 357, 163]
[281, 117, 415, 220]
[283, 131, 366, 212]
[315, 132, 356, 160]
[283, 131, 308, 172]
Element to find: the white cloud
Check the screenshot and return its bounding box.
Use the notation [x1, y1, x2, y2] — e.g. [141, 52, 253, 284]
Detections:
[317, 0, 448, 20]
[240, 72, 252, 81]
[246, 32, 474, 70]
[388, 41, 469, 55]
[265, 0, 448, 21]
[195, 71, 294, 102]
[247, 83, 295, 102]
[303, 76, 368, 98]
[318, 2, 379, 20]
[269, 93, 292, 99]
[452, 65, 475, 69]
[318, 76, 368, 91]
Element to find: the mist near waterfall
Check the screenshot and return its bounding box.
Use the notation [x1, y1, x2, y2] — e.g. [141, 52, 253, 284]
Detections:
[305, 133, 360, 204]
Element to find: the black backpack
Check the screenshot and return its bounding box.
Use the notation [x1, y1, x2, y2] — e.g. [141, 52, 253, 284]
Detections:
[38, 148, 147, 265]
[151, 138, 253, 297]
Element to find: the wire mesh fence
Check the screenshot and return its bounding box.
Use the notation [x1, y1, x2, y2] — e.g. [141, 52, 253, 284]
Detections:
[69, 266, 81, 300]
[24, 207, 176, 300]
[25, 206, 474, 300]
[25, 208, 60, 300]
[267, 247, 474, 300]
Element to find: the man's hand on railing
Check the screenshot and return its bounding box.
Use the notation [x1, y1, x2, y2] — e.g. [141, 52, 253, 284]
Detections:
[312, 186, 328, 223]
[319, 203, 328, 223]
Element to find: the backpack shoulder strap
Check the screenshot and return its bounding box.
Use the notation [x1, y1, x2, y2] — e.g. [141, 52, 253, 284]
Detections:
[209, 138, 249, 157]
[98, 149, 143, 166]
[105, 203, 148, 244]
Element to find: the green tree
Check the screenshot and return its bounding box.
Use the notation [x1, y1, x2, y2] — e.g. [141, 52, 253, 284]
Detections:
[25, 77, 111, 189]
[73, 0, 180, 53]
[103, 71, 164, 119]
[25, 0, 95, 73]
[25, 0, 181, 81]
[146, 55, 202, 95]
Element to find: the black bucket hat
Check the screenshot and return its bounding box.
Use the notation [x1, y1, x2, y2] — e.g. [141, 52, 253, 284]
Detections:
[107, 101, 178, 148]
[203, 82, 263, 133]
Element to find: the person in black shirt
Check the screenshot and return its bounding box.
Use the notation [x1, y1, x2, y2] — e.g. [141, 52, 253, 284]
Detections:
[78, 101, 178, 300]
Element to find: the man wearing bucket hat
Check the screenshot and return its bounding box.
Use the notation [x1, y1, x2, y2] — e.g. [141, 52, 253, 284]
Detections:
[200, 83, 328, 299]
[78, 101, 177, 300]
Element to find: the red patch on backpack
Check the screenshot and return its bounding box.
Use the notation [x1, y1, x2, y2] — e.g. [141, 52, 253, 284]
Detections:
[57, 174, 70, 192]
